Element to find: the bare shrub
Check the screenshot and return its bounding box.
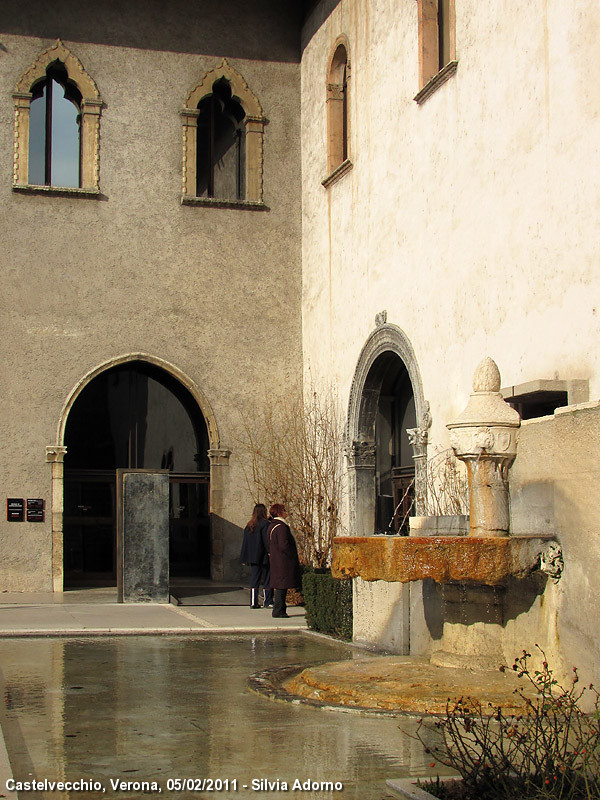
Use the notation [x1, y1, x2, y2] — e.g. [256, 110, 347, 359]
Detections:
[424, 447, 469, 517]
[415, 648, 600, 800]
[234, 384, 344, 568]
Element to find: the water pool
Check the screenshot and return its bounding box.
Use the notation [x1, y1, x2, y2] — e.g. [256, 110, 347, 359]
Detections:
[0, 634, 441, 799]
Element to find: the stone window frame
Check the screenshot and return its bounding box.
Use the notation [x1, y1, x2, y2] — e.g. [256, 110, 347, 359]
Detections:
[322, 35, 353, 188]
[181, 59, 266, 209]
[12, 39, 102, 197]
[414, 0, 458, 105]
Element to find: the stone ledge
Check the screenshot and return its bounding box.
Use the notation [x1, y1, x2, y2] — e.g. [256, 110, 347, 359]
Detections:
[12, 184, 101, 198]
[181, 195, 268, 210]
[331, 535, 557, 586]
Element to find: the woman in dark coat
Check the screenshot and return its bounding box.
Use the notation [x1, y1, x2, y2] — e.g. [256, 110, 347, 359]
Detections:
[267, 503, 301, 618]
[240, 503, 273, 609]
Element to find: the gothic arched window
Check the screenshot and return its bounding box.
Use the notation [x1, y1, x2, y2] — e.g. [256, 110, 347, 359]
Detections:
[196, 79, 245, 201]
[29, 61, 82, 188]
[13, 40, 102, 194]
[181, 59, 265, 207]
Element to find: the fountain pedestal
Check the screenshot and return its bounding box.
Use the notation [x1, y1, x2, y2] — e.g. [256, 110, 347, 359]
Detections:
[446, 356, 520, 537]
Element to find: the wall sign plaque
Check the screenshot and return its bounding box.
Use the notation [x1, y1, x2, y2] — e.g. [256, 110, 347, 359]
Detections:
[7, 498, 24, 522]
[27, 498, 44, 523]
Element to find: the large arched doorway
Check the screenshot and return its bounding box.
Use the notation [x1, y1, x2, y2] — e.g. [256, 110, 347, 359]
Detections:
[63, 361, 210, 586]
[347, 323, 426, 536]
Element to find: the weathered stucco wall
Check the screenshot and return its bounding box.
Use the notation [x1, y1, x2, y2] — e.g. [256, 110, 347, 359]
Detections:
[0, 0, 303, 589]
[301, 0, 600, 456]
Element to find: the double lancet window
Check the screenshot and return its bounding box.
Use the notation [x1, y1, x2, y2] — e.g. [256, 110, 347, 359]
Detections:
[181, 59, 265, 206]
[29, 62, 82, 188]
[13, 39, 102, 193]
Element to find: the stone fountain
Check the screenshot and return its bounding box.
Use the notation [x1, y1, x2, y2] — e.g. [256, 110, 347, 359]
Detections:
[258, 359, 566, 715]
[332, 357, 561, 588]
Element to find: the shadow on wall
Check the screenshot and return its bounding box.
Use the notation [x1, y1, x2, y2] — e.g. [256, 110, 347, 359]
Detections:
[211, 515, 246, 583]
[1, 0, 304, 62]
[302, 0, 344, 50]
[423, 573, 548, 640]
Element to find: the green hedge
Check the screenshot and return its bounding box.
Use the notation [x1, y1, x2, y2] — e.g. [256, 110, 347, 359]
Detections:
[301, 568, 353, 640]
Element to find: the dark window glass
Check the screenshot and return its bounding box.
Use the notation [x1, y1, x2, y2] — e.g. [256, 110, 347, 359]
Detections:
[28, 62, 81, 188]
[197, 78, 245, 200]
[64, 363, 209, 473]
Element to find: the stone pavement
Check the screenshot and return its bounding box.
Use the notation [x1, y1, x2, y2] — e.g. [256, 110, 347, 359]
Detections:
[0, 583, 307, 636]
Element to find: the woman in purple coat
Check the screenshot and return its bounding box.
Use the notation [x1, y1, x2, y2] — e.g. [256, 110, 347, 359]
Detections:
[267, 503, 301, 618]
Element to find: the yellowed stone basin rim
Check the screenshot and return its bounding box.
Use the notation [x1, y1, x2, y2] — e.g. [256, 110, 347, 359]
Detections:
[331, 535, 553, 586]
[283, 656, 536, 715]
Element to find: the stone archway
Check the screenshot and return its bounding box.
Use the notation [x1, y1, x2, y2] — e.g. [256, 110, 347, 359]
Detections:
[346, 322, 428, 535]
[46, 354, 229, 591]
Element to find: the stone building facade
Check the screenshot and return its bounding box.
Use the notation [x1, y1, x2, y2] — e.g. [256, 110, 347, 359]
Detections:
[300, 0, 599, 687]
[0, 0, 303, 590]
[1, 0, 599, 684]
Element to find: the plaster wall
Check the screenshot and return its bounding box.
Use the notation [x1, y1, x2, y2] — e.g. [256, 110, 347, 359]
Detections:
[300, 0, 600, 462]
[0, 0, 303, 589]
[508, 402, 600, 686]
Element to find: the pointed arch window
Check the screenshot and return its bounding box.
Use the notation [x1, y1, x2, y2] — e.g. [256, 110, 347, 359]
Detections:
[196, 79, 245, 201]
[29, 61, 82, 188]
[181, 59, 265, 208]
[13, 39, 102, 195]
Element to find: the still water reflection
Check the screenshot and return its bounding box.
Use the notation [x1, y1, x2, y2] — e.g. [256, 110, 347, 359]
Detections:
[0, 635, 441, 799]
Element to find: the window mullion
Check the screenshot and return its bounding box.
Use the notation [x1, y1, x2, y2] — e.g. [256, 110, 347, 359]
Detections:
[45, 78, 53, 186]
[209, 95, 215, 198]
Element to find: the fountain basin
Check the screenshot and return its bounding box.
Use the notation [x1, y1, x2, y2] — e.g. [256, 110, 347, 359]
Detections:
[331, 535, 556, 586]
[280, 656, 536, 715]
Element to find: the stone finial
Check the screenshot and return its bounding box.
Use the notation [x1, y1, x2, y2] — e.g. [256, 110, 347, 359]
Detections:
[448, 358, 520, 431]
[473, 356, 501, 392]
[447, 358, 521, 538]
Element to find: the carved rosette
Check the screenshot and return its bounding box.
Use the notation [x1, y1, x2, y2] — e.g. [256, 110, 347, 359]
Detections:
[447, 358, 520, 537]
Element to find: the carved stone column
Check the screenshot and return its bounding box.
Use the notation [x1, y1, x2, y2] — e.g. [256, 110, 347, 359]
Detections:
[407, 401, 431, 516]
[207, 447, 231, 580]
[180, 108, 199, 197]
[447, 358, 520, 537]
[46, 445, 68, 592]
[346, 440, 376, 536]
[244, 115, 264, 202]
[80, 99, 102, 189]
[12, 92, 32, 185]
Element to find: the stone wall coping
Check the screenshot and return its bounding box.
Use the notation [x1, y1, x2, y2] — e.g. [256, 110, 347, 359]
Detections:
[521, 398, 600, 426]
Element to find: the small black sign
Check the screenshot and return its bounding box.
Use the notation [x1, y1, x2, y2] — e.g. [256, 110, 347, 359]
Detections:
[27, 498, 45, 523]
[7, 498, 24, 522]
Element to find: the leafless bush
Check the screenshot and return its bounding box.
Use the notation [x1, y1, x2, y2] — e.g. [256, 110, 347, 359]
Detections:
[234, 384, 344, 568]
[424, 447, 469, 517]
[415, 648, 600, 800]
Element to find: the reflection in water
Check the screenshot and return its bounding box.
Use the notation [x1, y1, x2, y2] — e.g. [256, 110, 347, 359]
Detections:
[0, 635, 444, 799]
